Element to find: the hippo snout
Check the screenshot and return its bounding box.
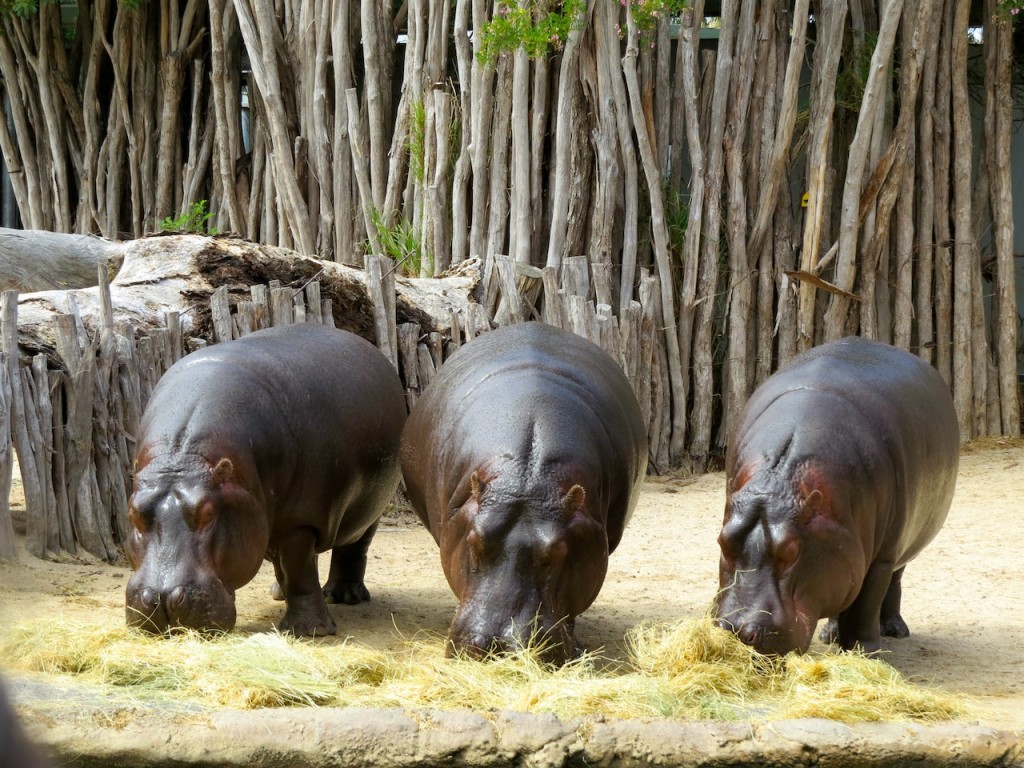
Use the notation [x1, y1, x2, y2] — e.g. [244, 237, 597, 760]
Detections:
[450, 633, 518, 660]
[126, 579, 236, 634]
[447, 614, 577, 665]
[715, 614, 806, 656]
[735, 621, 785, 655]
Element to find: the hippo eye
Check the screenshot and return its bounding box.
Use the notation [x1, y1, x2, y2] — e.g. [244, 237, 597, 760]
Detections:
[717, 529, 742, 561]
[543, 538, 568, 567]
[774, 537, 800, 572]
[128, 505, 150, 533]
[466, 529, 482, 573]
[185, 501, 218, 530]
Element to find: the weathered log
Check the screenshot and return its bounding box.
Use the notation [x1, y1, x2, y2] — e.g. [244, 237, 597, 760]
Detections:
[14, 234, 481, 361]
[0, 227, 126, 293]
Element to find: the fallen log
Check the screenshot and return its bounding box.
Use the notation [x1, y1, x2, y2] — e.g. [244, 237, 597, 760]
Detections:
[15, 233, 481, 360]
[0, 227, 126, 293]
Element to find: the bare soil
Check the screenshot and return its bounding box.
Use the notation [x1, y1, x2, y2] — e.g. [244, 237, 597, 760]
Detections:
[1, 441, 1023, 733]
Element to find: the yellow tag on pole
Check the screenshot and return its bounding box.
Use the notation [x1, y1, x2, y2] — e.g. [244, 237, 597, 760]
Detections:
[801, 192, 810, 208]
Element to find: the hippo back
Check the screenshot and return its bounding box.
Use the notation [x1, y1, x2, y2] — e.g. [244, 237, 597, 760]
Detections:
[728, 336, 959, 565]
[138, 323, 405, 545]
[402, 322, 647, 553]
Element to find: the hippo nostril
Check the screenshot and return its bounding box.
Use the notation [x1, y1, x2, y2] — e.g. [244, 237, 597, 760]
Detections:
[168, 586, 188, 609]
[476, 635, 510, 656]
[735, 623, 790, 655]
[447, 636, 486, 659]
[738, 623, 766, 647]
[454, 634, 513, 659]
[139, 587, 160, 611]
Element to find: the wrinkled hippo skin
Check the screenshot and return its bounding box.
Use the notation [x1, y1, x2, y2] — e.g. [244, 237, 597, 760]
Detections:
[713, 337, 959, 655]
[401, 322, 647, 664]
[125, 323, 406, 636]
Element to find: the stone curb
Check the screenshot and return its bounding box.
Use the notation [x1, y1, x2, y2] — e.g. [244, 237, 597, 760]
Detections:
[14, 693, 1024, 768]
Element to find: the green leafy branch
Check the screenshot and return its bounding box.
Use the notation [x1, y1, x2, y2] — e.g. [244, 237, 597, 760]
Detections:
[477, 0, 587, 65]
[159, 200, 218, 235]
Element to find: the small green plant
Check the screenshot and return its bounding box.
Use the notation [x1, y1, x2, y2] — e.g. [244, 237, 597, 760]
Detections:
[368, 209, 425, 277]
[664, 183, 690, 262]
[628, 0, 690, 33]
[159, 200, 218, 235]
[477, 0, 587, 65]
[836, 32, 878, 115]
[1, 0, 47, 17]
[995, 0, 1024, 21]
[409, 100, 427, 184]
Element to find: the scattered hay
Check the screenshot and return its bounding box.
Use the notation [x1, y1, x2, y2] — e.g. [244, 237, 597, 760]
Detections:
[0, 617, 964, 723]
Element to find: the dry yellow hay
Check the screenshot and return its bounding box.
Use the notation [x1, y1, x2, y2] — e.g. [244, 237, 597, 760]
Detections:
[0, 617, 964, 722]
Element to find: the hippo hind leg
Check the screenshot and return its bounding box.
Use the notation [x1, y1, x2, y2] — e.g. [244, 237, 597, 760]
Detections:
[819, 618, 839, 644]
[879, 566, 910, 638]
[323, 522, 378, 605]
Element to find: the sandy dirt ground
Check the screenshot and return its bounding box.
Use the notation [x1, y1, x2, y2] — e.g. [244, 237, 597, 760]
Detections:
[1, 441, 1022, 733]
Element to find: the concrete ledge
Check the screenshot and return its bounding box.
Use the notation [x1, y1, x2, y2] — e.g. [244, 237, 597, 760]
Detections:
[15, 695, 1023, 768]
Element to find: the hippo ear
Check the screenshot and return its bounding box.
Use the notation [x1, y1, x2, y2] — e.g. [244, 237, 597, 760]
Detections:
[797, 488, 826, 524]
[212, 458, 234, 485]
[561, 484, 586, 516]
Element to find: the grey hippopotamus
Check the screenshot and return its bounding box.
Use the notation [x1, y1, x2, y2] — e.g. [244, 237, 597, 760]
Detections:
[125, 323, 406, 636]
[401, 322, 648, 664]
[713, 336, 959, 655]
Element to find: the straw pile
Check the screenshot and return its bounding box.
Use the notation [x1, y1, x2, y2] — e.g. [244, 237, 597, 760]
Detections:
[0, 617, 964, 722]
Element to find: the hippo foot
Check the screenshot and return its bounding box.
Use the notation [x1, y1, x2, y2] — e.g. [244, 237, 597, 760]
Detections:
[880, 613, 910, 638]
[278, 607, 338, 637]
[323, 580, 371, 605]
[819, 618, 839, 644]
[846, 637, 882, 655]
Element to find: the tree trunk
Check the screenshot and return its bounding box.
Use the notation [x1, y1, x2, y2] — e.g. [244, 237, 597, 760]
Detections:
[674, 1, 707, 455]
[509, 23, 531, 266]
[545, 0, 591, 270]
[623, 8, 686, 460]
[986, 4, 1019, 437]
[690, 0, 736, 460]
[721, 0, 756, 445]
[232, 0, 314, 255]
[797, 2, 846, 351]
[950, 0, 975, 439]
[823, 0, 904, 341]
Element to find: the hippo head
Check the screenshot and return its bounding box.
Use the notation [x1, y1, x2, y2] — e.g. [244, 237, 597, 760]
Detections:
[124, 456, 268, 633]
[712, 463, 866, 655]
[439, 471, 608, 665]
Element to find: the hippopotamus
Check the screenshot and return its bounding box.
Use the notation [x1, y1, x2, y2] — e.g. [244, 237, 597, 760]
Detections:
[401, 322, 647, 664]
[125, 323, 406, 636]
[713, 336, 959, 655]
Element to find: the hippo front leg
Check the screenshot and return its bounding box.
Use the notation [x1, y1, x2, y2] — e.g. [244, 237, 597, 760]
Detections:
[836, 562, 896, 653]
[323, 522, 378, 605]
[274, 528, 337, 637]
[820, 566, 909, 645]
